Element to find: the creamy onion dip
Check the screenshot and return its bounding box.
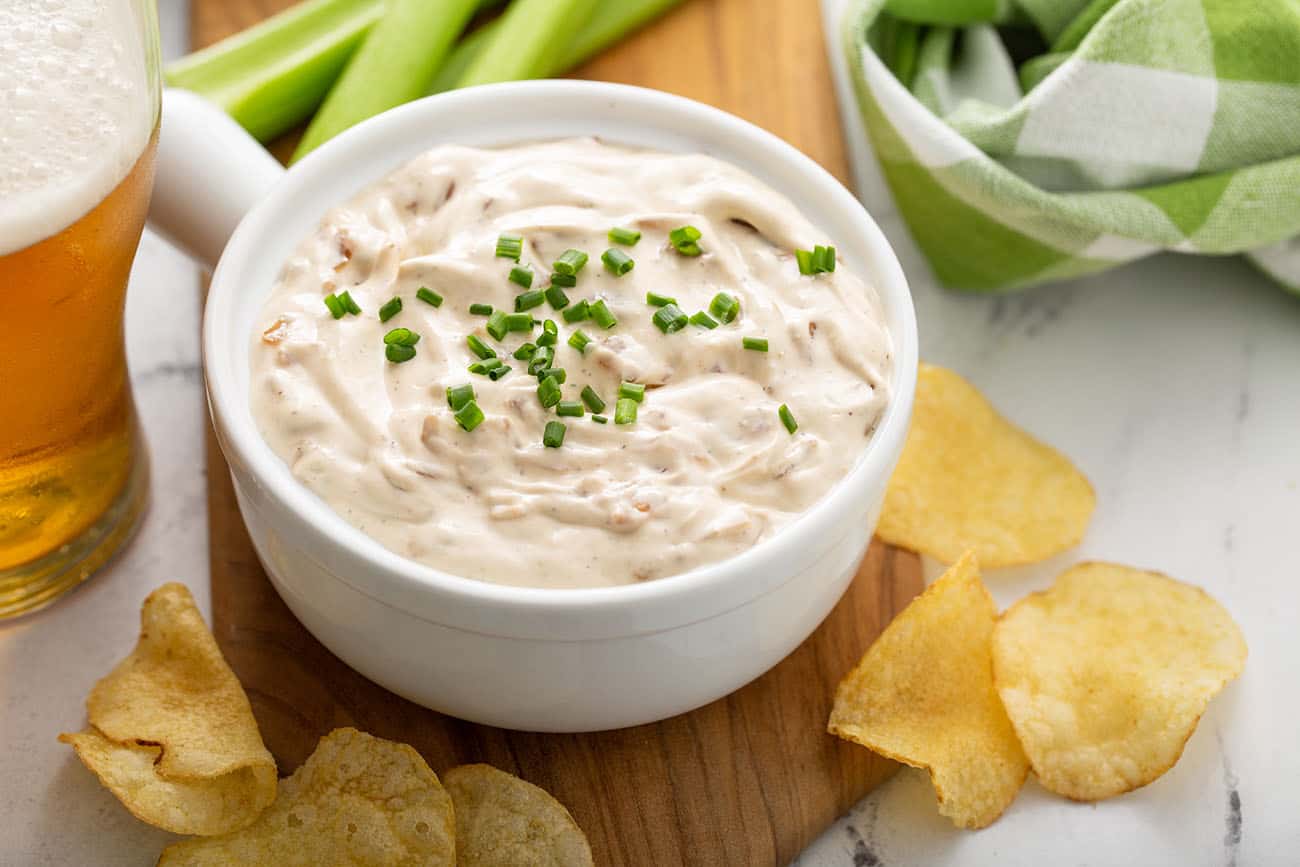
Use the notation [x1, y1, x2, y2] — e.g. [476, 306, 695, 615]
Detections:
[251, 139, 892, 588]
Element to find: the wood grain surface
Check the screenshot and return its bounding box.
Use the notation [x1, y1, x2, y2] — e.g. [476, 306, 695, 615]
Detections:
[196, 2, 923, 864]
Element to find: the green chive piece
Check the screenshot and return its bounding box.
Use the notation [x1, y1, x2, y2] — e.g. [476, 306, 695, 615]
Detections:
[496, 233, 522, 261]
[416, 287, 443, 307]
[553, 249, 589, 277]
[378, 296, 402, 322]
[618, 381, 645, 403]
[646, 292, 676, 307]
[528, 345, 555, 376]
[589, 299, 617, 329]
[669, 225, 703, 256]
[592, 415, 609, 424]
[568, 329, 591, 352]
[542, 420, 566, 448]
[503, 312, 535, 332]
[742, 336, 769, 352]
[562, 300, 590, 323]
[509, 266, 535, 289]
[466, 334, 496, 359]
[537, 375, 562, 408]
[338, 290, 361, 315]
[814, 244, 836, 273]
[690, 310, 718, 329]
[454, 400, 485, 432]
[709, 291, 739, 324]
[446, 384, 475, 411]
[550, 271, 577, 288]
[540, 367, 566, 384]
[323, 293, 346, 319]
[384, 327, 420, 347]
[580, 386, 606, 413]
[513, 342, 537, 360]
[469, 303, 494, 316]
[468, 357, 505, 375]
[557, 400, 584, 417]
[614, 397, 638, 425]
[602, 247, 634, 276]
[486, 310, 508, 341]
[608, 226, 641, 246]
[796, 249, 816, 275]
[545, 283, 570, 310]
[778, 404, 798, 434]
[487, 365, 511, 381]
[652, 303, 688, 334]
[386, 343, 416, 363]
[514, 289, 545, 311]
[536, 319, 559, 347]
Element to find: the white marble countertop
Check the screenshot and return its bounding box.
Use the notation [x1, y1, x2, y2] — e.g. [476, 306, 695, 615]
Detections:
[2, 1, 1296, 864]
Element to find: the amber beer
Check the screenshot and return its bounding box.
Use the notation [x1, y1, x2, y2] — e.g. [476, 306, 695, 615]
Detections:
[0, 0, 161, 616]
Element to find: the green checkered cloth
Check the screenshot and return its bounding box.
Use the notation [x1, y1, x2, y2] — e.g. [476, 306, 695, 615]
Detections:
[840, 0, 1300, 293]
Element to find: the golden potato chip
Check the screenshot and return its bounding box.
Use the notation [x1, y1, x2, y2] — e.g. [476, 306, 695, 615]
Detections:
[829, 552, 1028, 829]
[992, 562, 1247, 801]
[59, 583, 275, 835]
[444, 763, 594, 866]
[158, 728, 456, 866]
[877, 363, 1095, 567]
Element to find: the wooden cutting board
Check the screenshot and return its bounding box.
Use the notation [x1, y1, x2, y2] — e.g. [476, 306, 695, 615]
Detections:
[196, 2, 923, 864]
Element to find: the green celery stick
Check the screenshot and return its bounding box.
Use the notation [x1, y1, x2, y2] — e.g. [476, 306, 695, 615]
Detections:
[164, 0, 386, 143]
[294, 0, 480, 161]
[457, 0, 600, 87]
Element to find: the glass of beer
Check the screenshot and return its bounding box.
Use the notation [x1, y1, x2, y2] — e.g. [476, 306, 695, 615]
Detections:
[0, 0, 161, 617]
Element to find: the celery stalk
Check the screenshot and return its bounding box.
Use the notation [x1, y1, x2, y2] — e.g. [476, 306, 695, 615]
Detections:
[457, 0, 600, 87]
[293, 0, 481, 161]
[164, 0, 386, 143]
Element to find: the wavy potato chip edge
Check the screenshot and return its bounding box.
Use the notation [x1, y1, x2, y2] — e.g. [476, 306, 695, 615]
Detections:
[444, 763, 594, 866]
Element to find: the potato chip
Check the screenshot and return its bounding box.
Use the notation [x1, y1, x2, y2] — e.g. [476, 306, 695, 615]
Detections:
[59, 583, 276, 835]
[877, 363, 1095, 567]
[992, 562, 1247, 801]
[829, 552, 1028, 829]
[158, 727, 456, 866]
[444, 763, 594, 866]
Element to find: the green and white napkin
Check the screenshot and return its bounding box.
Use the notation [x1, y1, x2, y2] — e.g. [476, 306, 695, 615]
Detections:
[839, 0, 1300, 293]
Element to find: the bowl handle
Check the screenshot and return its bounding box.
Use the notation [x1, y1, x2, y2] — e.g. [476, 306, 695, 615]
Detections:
[148, 89, 286, 268]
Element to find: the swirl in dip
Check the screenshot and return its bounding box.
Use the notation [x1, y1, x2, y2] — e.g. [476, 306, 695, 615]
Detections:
[251, 139, 892, 588]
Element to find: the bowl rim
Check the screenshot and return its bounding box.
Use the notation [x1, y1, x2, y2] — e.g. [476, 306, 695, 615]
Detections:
[204, 79, 918, 619]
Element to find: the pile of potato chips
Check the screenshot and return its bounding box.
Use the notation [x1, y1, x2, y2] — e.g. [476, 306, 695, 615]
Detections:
[61, 584, 593, 866]
[831, 364, 1247, 828]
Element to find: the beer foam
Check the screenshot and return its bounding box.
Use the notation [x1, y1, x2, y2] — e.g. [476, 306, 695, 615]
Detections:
[0, 0, 155, 255]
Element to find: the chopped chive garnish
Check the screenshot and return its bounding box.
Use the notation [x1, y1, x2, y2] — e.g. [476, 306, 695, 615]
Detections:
[503, 312, 535, 332]
[509, 266, 535, 289]
[556, 400, 584, 417]
[646, 292, 676, 307]
[550, 272, 577, 288]
[513, 341, 537, 360]
[384, 327, 420, 347]
[608, 226, 641, 246]
[323, 293, 346, 319]
[669, 225, 703, 256]
[514, 289, 545, 311]
[495, 233, 522, 261]
[602, 247, 634, 276]
[553, 249, 589, 277]
[416, 287, 443, 307]
[568, 329, 591, 352]
[468, 357, 505, 375]
[545, 284, 570, 310]
[486, 310, 508, 340]
[537, 375, 562, 408]
[466, 334, 496, 359]
[454, 400, 485, 432]
[592, 414, 609, 424]
[469, 303, 493, 316]
[487, 365, 511, 381]
[708, 292, 739, 324]
[562, 300, 590, 323]
[446, 384, 475, 411]
[338, 290, 361, 315]
[378, 296, 403, 322]
[795, 249, 816, 275]
[652, 303, 688, 334]
[386, 343, 416, 363]
[614, 397, 638, 425]
[589, 299, 617, 329]
[540, 367, 566, 383]
[689, 311, 718, 329]
[528, 345, 555, 375]
[536, 319, 559, 346]
[778, 404, 798, 434]
[581, 386, 606, 413]
[814, 244, 836, 273]
[543, 420, 566, 448]
[742, 336, 769, 352]
[618, 381, 645, 402]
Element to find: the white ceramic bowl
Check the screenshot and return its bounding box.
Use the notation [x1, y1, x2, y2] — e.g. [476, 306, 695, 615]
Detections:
[153, 81, 917, 732]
